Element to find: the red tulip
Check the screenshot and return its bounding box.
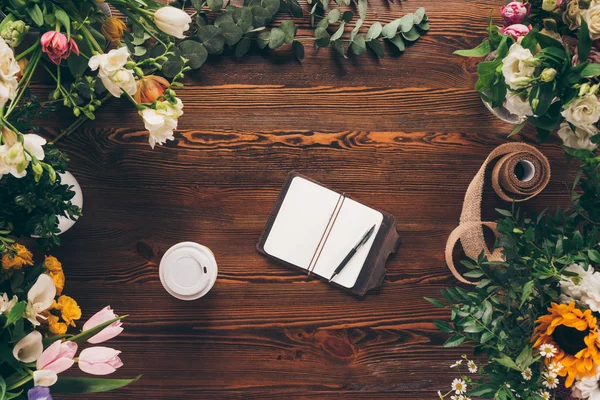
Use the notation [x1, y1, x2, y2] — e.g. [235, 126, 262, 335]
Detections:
[40, 31, 80, 65]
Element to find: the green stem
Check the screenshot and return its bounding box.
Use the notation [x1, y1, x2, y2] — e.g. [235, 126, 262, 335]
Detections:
[4, 48, 42, 118]
[6, 372, 33, 391]
[50, 92, 112, 144]
[117, 6, 167, 48]
[16, 41, 40, 61]
[81, 24, 104, 54]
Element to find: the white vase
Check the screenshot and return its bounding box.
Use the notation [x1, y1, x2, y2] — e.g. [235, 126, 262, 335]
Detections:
[57, 171, 83, 235]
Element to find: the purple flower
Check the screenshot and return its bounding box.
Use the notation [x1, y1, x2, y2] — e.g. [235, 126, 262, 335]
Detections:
[28, 386, 53, 400]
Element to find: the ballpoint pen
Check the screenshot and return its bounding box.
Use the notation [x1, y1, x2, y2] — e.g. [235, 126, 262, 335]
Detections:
[329, 224, 376, 282]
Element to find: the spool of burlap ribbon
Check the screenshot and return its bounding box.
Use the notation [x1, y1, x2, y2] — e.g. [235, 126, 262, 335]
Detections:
[445, 143, 551, 284]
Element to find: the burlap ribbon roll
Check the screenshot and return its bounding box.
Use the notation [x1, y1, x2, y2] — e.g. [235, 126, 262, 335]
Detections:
[445, 143, 551, 284]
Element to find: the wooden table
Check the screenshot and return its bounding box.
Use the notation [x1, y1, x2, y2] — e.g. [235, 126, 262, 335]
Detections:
[35, 0, 577, 398]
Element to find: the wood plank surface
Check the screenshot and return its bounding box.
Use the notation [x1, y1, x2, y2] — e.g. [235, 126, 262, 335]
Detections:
[28, 0, 579, 398]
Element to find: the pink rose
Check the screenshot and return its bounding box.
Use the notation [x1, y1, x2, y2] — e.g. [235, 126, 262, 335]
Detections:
[82, 306, 124, 344]
[500, 24, 532, 40]
[40, 31, 80, 65]
[501, 2, 530, 25]
[36, 340, 77, 374]
[78, 347, 123, 375]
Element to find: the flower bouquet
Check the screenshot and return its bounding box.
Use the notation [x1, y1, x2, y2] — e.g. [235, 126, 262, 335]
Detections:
[0, 245, 138, 399]
[455, 0, 600, 151]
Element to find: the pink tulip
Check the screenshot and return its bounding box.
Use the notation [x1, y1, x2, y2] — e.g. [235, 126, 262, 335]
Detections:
[40, 31, 80, 65]
[36, 340, 77, 374]
[501, 2, 530, 25]
[78, 347, 123, 375]
[500, 23, 532, 40]
[82, 306, 124, 344]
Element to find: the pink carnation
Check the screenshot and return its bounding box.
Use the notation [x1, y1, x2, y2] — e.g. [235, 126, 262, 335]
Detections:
[500, 24, 532, 40]
[501, 2, 530, 25]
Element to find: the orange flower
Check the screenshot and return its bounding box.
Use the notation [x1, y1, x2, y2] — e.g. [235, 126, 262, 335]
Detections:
[101, 17, 127, 42]
[533, 301, 600, 387]
[47, 314, 68, 335]
[52, 296, 81, 327]
[2, 244, 34, 270]
[44, 255, 62, 273]
[49, 270, 65, 296]
[16, 58, 28, 80]
[134, 75, 170, 104]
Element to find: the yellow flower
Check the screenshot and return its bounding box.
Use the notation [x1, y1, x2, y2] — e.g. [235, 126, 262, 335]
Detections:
[2, 244, 34, 270]
[49, 270, 65, 296]
[44, 255, 62, 273]
[533, 301, 600, 387]
[53, 295, 81, 327]
[47, 314, 67, 336]
[101, 17, 126, 42]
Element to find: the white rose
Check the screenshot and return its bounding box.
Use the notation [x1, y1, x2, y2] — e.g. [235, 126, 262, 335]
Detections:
[564, 0, 584, 30]
[557, 122, 598, 150]
[561, 94, 600, 134]
[0, 37, 19, 108]
[88, 46, 130, 77]
[154, 7, 192, 39]
[139, 98, 184, 148]
[100, 68, 137, 98]
[504, 92, 533, 118]
[574, 366, 600, 399]
[584, 4, 600, 40]
[501, 43, 537, 90]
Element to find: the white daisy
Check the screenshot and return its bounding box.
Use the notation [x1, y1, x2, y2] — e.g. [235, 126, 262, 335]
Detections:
[467, 360, 477, 373]
[539, 343, 557, 358]
[521, 368, 532, 381]
[548, 361, 563, 374]
[542, 372, 558, 389]
[451, 378, 467, 394]
[450, 360, 463, 368]
[539, 390, 551, 400]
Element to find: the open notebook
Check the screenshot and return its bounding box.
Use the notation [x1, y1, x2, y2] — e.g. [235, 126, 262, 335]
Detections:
[258, 173, 400, 295]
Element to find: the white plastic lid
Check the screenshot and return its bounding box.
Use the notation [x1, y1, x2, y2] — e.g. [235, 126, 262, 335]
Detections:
[159, 242, 218, 300]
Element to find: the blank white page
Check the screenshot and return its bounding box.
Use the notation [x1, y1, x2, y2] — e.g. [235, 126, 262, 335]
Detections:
[312, 198, 383, 288]
[263, 177, 342, 269]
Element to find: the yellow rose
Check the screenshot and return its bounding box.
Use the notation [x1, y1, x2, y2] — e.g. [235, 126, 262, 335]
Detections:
[102, 17, 127, 42]
[47, 314, 68, 335]
[53, 295, 81, 327]
[49, 270, 65, 296]
[44, 255, 62, 273]
[2, 244, 34, 270]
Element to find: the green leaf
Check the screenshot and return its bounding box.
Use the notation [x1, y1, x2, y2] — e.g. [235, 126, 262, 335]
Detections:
[280, 20, 296, 44]
[493, 354, 521, 371]
[495, 208, 513, 217]
[454, 40, 492, 58]
[197, 25, 225, 54]
[381, 18, 401, 39]
[463, 324, 485, 333]
[268, 27, 286, 49]
[350, 19, 363, 41]
[161, 48, 183, 78]
[54, 8, 70, 38]
[443, 335, 466, 348]
[589, 249, 600, 263]
[579, 18, 592, 63]
[398, 13, 414, 33]
[251, 6, 273, 27]
[68, 316, 127, 345]
[235, 37, 252, 57]
[178, 40, 208, 69]
[52, 376, 142, 394]
[208, 0, 224, 11]
[580, 63, 600, 77]
[350, 35, 366, 55]
[261, 0, 281, 15]
[327, 8, 340, 23]
[388, 35, 405, 51]
[219, 22, 244, 46]
[133, 46, 147, 57]
[402, 26, 420, 42]
[480, 331, 494, 344]
[257, 31, 270, 49]
[424, 297, 445, 308]
[418, 21, 430, 31]
[6, 301, 26, 326]
[366, 22, 382, 41]
[520, 280, 535, 307]
[0, 375, 6, 400]
[515, 346, 532, 369]
[536, 32, 564, 50]
[67, 52, 88, 77]
[482, 300, 493, 325]
[366, 39, 384, 58]
[332, 39, 346, 58]
[520, 29, 538, 53]
[315, 27, 330, 47]
[530, 83, 554, 115]
[413, 7, 425, 24]
[292, 40, 304, 60]
[434, 320, 454, 334]
[233, 7, 254, 32]
[331, 22, 346, 41]
[357, 0, 367, 20]
[26, 4, 44, 26]
[342, 10, 353, 23]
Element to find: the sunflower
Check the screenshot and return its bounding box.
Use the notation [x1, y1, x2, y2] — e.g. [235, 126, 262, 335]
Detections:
[533, 301, 600, 387]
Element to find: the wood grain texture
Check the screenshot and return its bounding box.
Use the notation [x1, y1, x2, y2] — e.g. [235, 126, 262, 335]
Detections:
[29, 0, 580, 398]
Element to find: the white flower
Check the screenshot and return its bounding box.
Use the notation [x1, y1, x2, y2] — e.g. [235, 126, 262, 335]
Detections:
[584, 3, 600, 40]
[99, 68, 137, 98]
[0, 292, 17, 315]
[450, 360, 463, 368]
[504, 92, 534, 118]
[521, 368, 532, 381]
[543, 372, 559, 389]
[0, 130, 46, 178]
[88, 46, 130, 78]
[560, 263, 600, 312]
[557, 121, 599, 151]
[561, 94, 600, 134]
[539, 391, 551, 400]
[539, 343, 557, 358]
[451, 378, 467, 394]
[24, 274, 56, 326]
[0, 36, 19, 108]
[548, 361, 563, 374]
[33, 370, 57, 387]
[501, 43, 537, 90]
[467, 360, 477, 373]
[574, 366, 600, 399]
[154, 7, 192, 39]
[12, 330, 43, 363]
[139, 98, 183, 149]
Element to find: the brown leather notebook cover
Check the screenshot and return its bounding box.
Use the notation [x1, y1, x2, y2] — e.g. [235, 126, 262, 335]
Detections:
[256, 172, 400, 296]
